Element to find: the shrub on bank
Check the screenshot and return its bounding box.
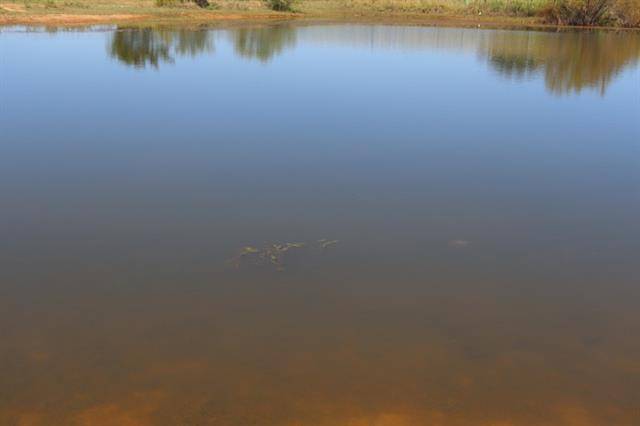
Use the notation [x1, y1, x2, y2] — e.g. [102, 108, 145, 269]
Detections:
[540, 0, 613, 25]
[155, 0, 210, 8]
[610, 0, 640, 26]
[265, 0, 294, 11]
[539, 0, 640, 26]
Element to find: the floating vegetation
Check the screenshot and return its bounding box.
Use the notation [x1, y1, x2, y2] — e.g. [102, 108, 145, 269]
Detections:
[229, 240, 338, 271]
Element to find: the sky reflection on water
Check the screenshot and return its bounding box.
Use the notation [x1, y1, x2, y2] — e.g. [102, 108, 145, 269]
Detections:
[0, 23, 639, 426]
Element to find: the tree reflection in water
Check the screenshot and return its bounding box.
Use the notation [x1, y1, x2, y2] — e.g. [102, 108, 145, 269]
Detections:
[109, 28, 215, 68]
[230, 25, 296, 63]
[108, 25, 639, 95]
[108, 25, 295, 68]
[481, 30, 640, 95]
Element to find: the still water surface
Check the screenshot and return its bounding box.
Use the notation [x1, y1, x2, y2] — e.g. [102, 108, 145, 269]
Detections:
[1, 24, 640, 426]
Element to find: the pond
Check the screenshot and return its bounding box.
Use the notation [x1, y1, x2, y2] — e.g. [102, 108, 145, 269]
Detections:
[1, 23, 639, 425]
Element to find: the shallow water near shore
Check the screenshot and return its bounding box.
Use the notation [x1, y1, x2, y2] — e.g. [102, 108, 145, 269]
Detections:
[1, 24, 640, 425]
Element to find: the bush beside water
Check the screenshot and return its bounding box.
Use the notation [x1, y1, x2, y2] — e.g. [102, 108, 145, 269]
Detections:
[606, 0, 640, 26]
[265, 0, 295, 11]
[540, 0, 640, 26]
[540, 0, 611, 25]
[155, 0, 210, 8]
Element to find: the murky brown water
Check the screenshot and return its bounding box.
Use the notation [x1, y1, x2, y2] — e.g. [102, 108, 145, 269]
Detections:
[1, 24, 639, 426]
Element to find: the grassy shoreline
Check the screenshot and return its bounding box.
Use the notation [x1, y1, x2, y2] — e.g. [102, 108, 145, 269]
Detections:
[0, 0, 638, 28]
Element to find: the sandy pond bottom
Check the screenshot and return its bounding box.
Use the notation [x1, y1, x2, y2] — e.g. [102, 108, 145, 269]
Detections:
[1, 24, 639, 425]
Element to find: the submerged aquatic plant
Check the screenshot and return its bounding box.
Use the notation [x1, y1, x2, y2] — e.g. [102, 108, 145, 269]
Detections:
[229, 242, 306, 271]
[229, 246, 261, 268]
[260, 242, 306, 271]
[318, 239, 339, 250]
[229, 240, 338, 271]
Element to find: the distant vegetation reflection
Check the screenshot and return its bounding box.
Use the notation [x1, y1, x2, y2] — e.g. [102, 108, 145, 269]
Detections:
[481, 30, 640, 95]
[108, 26, 639, 95]
[108, 25, 295, 67]
[109, 29, 215, 68]
[232, 26, 297, 63]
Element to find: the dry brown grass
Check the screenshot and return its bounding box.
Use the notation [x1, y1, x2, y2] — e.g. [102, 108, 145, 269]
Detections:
[612, 0, 640, 26]
[0, 0, 289, 25]
[300, 0, 555, 17]
[1, 0, 639, 26]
